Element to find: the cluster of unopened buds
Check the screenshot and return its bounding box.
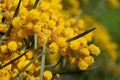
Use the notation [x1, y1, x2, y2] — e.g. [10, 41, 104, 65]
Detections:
[0, 0, 100, 80]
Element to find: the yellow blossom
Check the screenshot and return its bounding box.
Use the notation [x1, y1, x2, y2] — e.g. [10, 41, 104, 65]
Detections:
[40, 1, 50, 11]
[19, 6, 28, 20]
[0, 14, 3, 23]
[11, 68, 18, 78]
[25, 22, 33, 30]
[17, 41, 23, 48]
[70, 57, 78, 64]
[84, 56, 94, 65]
[0, 69, 11, 80]
[1, 45, 8, 53]
[88, 44, 100, 56]
[24, 60, 34, 71]
[27, 9, 40, 23]
[78, 59, 88, 70]
[70, 40, 80, 51]
[78, 37, 87, 47]
[19, 71, 27, 77]
[49, 42, 58, 53]
[84, 32, 93, 42]
[57, 18, 65, 26]
[26, 50, 33, 59]
[66, 18, 75, 27]
[64, 27, 74, 39]
[26, 75, 39, 80]
[79, 48, 90, 56]
[4, 64, 12, 71]
[12, 17, 22, 28]
[55, 74, 60, 78]
[76, 19, 85, 29]
[32, 24, 41, 33]
[40, 12, 50, 22]
[43, 70, 52, 80]
[7, 41, 18, 51]
[17, 60, 34, 71]
[13, 0, 19, 8]
[48, 19, 56, 29]
[10, 52, 19, 60]
[42, 28, 52, 37]
[22, 0, 29, 6]
[29, 0, 36, 6]
[19, 55, 26, 61]
[57, 37, 67, 48]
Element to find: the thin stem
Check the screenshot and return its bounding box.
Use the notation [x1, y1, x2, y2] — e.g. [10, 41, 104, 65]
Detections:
[0, 50, 28, 69]
[40, 39, 47, 80]
[52, 56, 63, 69]
[66, 27, 96, 42]
[6, 0, 22, 36]
[12, 0, 22, 18]
[34, 34, 37, 50]
[13, 49, 49, 79]
[33, 0, 41, 9]
[75, 10, 82, 22]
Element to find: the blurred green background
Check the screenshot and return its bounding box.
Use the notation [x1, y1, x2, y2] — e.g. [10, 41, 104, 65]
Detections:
[83, 0, 120, 46]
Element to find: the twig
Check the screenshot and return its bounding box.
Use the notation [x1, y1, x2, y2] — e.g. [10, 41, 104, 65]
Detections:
[66, 27, 96, 42]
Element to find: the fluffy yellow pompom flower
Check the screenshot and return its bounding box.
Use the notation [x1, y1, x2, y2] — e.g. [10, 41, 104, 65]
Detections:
[17, 60, 34, 71]
[19, 6, 28, 20]
[13, 0, 19, 8]
[24, 60, 34, 71]
[32, 24, 41, 33]
[70, 40, 80, 51]
[1, 45, 8, 53]
[22, 0, 29, 6]
[77, 19, 85, 29]
[70, 57, 78, 64]
[0, 69, 11, 80]
[84, 56, 94, 65]
[79, 48, 90, 56]
[49, 42, 58, 54]
[57, 37, 67, 48]
[26, 75, 39, 80]
[88, 44, 100, 56]
[55, 74, 60, 78]
[26, 22, 33, 30]
[84, 32, 93, 42]
[0, 14, 2, 23]
[12, 17, 22, 28]
[27, 9, 40, 23]
[48, 19, 56, 29]
[7, 41, 18, 51]
[64, 27, 74, 39]
[10, 52, 19, 60]
[26, 50, 33, 59]
[78, 37, 87, 47]
[40, 12, 50, 22]
[29, 0, 36, 6]
[19, 55, 26, 61]
[43, 70, 52, 80]
[78, 59, 88, 70]
[4, 64, 12, 71]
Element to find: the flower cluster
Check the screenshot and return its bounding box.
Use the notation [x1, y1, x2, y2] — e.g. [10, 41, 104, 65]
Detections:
[0, 0, 100, 80]
[81, 15, 118, 62]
